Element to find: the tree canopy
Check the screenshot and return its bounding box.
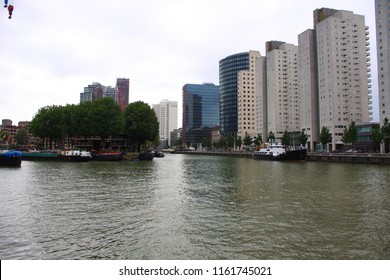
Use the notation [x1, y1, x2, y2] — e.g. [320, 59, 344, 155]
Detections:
[267, 131, 276, 142]
[29, 105, 66, 148]
[381, 117, 390, 153]
[29, 99, 159, 151]
[281, 130, 290, 146]
[253, 133, 262, 147]
[14, 128, 29, 146]
[342, 121, 358, 148]
[320, 126, 332, 151]
[243, 133, 252, 147]
[123, 101, 159, 152]
[299, 130, 308, 146]
[90, 98, 123, 146]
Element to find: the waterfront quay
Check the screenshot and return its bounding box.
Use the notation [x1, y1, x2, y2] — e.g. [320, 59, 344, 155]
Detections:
[306, 152, 390, 165]
[174, 150, 254, 158]
[175, 150, 390, 165]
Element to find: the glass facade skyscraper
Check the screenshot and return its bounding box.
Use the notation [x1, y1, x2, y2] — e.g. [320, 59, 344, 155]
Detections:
[182, 83, 219, 147]
[219, 52, 250, 137]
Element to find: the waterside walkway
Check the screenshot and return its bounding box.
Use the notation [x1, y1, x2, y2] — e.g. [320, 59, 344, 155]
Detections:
[306, 153, 390, 165]
[174, 150, 390, 165]
[174, 150, 253, 158]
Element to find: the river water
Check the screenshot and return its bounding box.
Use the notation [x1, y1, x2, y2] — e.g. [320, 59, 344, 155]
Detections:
[0, 154, 389, 260]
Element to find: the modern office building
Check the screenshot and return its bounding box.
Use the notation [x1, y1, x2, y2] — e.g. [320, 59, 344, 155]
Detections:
[265, 41, 299, 140]
[170, 128, 182, 148]
[219, 52, 251, 137]
[356, 122, 381, 152]
[375, 0, 390, 123]
[182, 83, 219, 148]
[237, 50, 262, 139]
[152, 99, 178, 148]
[298, 8, 372, 151]
[298, 29, 319, 151]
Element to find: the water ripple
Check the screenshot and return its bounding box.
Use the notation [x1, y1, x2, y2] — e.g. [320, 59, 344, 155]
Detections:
[1, 155, 389, 259]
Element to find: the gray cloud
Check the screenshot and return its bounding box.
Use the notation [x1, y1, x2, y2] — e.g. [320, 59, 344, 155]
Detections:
[0, 0, 378, 124]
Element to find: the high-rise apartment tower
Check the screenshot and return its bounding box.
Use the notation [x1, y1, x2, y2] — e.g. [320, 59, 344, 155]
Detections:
[299, 8, 372, 151]
[265, 42, 299, 140]
[80, 78, 130, 111]
[152, 100, 178, 148]
[116, 78, 130, 111]
[375, 0, 390, 123]
[237, 50, 262, 139]
[298, 30, 319, 151]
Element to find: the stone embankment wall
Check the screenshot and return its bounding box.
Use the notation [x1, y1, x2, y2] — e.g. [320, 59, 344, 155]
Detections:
[175, 150, 390, 165]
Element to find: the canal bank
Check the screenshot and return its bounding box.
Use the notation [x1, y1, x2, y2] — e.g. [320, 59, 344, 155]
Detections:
[2, 155, 389, 259]
[306, 153, 390, 165]
[174, 150, 253, 158]
[175, 150, 390, 165]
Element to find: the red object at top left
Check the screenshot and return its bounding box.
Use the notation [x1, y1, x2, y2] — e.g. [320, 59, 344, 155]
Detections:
[3, 0, 14, 19]
[8, 4, 13, 19]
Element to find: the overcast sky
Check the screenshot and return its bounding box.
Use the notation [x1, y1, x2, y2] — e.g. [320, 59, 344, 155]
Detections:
[0, 0, 378, 126]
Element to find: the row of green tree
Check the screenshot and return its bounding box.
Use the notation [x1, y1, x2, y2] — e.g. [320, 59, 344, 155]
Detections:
[193, 119, 390, 152]
[28, 98, 159, 152]
[195, 130, 309, 151]
[11, 98, 390, 153]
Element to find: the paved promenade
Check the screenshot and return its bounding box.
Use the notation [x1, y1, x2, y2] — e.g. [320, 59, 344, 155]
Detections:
[174, 150, 390, 165]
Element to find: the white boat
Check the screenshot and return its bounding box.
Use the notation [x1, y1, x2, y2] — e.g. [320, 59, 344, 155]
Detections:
[59, 150, 92, 162]
[253, 142, 307, 161]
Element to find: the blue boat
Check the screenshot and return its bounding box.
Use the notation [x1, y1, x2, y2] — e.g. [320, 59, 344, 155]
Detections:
[0, 150, 22, 167]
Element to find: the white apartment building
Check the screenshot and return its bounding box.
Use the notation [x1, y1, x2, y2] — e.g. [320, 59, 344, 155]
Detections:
[255, 56, 267, 140]
[298, 29, 319, 151]
[152, 100, 178, 147]
[265, 41, 299, 140]
[237, 50, 261, 139]
[376, 0, 390, 123]
[314, 8, 372, 150]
